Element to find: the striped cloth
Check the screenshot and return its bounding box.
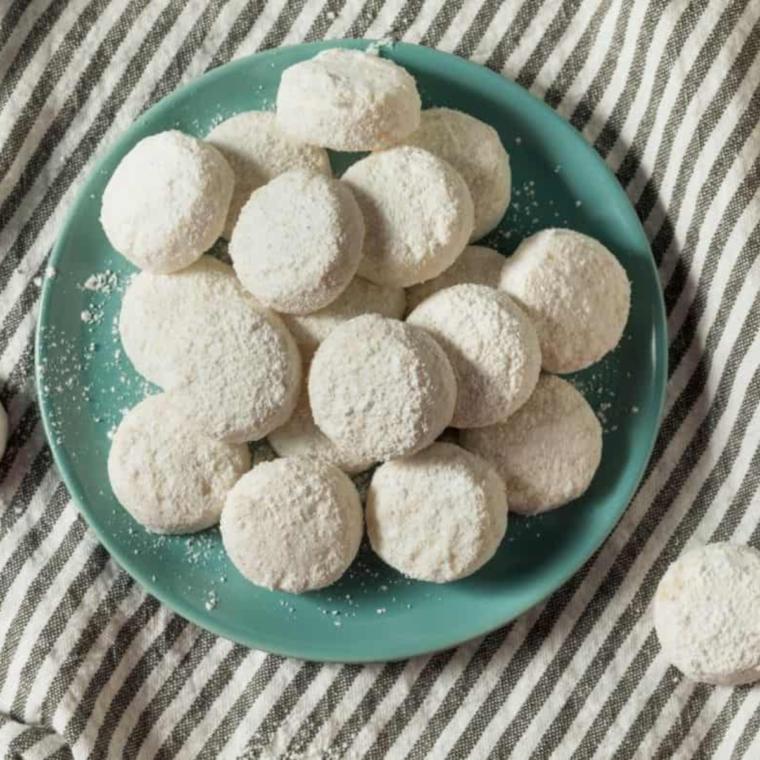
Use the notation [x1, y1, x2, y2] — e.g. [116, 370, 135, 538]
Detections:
[1, 0, 759, 757]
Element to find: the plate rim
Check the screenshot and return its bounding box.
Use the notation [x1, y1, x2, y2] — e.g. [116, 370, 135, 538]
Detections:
[35, 38, 668, 663]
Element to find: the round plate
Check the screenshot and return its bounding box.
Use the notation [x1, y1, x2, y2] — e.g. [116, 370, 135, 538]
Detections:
[36, 40, 667, 663]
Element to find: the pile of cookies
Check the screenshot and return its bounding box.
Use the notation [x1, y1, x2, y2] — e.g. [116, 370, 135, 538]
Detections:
[103, 48, 631, 594]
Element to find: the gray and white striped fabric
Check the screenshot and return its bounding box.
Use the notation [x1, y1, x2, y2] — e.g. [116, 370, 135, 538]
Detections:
[1, 0, 759, 757]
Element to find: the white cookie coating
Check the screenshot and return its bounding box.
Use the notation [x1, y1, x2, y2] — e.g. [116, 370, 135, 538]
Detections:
[366, 443, 507, 582]
[655, 543, 760, 685]
[280, 276, 405, 357]
[461, 375, 602, 514]
[500, 229, 631, 373]
[408, 285, 541, 428]
[0, 401, 7, 461]
[101, 131, 233, 274]
[230, 170, 365, 314]
[120, 257, 269, 389]
[108, 394, 250, 534]
[276, 49, 421, 151]
[342, 146, 474, 287]
[406, 245, 505, 314]
[402, 108, 511, 241]
[269, 371, 375, 475]
[165, 307, 301, 443]
[221, 457, 363, 593]
[309, 315, 457, 461]
[206, 111, 331, 238]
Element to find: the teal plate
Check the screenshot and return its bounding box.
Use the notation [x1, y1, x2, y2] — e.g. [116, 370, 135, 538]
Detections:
[36, 40, 667, 663]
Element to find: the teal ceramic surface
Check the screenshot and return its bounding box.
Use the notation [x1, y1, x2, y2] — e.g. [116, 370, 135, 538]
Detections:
[36, 40, 667, 663]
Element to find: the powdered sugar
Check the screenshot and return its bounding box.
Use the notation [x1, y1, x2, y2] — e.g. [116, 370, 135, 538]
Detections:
[230, 170, 365, 314]
[108, 394, 250, 534]
[401, 107, 511, 242]
[221, 458, 363, 593]
[343, 146, 474, 287]
[366, 443, 507, 582]
[462, 375, 602, 514]
[277, 48, 420, 151]
[405, 245, 505, 313]
[408, 284, 541, 428]
[500, 228, 631, 374]
[280, 276, 405, 356]
[206, 111, 331, 238]
[100, 131, 234, 274]
[309, 315, 457, 461]
[655, 543, 760, 685]
[268, 371, 375, 474]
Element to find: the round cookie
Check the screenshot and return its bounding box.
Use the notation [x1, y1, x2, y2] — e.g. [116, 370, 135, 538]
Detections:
[101, 131, 233, 274]
[269, 372, 375, 475]
[406, 245, 505, 314]
[654, 543, 760, 685]
[108, 394, 250, 534]
[342, 146, 474, 287]
[276, 49, 421, 151]
[280, 276, 405, 357]
[408, 285, 541, 428]
[500, 228, 631, 373]
[309, 315, 457, 461]
[230, 170, 365, 314]
[366, 443, 507, 582]
[461, 375, 602, 514]
[221, 458, 363, 593]
[165, 307, 301, 443]
[206, 111, 331, 239]
[120, 256, 269, 388]
[402, 108, 511, 241]
[0, 401, 7, 461]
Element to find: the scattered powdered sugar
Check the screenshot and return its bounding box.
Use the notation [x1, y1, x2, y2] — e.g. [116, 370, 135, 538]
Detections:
[81, 270, 118, 293]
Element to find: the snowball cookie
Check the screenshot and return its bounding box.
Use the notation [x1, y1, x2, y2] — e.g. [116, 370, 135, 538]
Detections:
[0, 401, 7, 461]
[230, 169, 365, 314]
[366, 443, 507, 582]
[276, 49, 421, 152]
[280, 276, 405, 357]
[408, 285, 541, 429]
[120, 257, 281, 388]
[108, 394, 250, 534]
[206, 111, 331, 239]
[342, 147, 474, 287]
[120, 258, 301, 442]
[165, 307, 301, 443]
[401, 108, 511, 241]
[406, 245, 505, 313]
[499, 228, 631, 373]
[461, 375, 602, 514]
[269, 373, 375, 475]
[655, 543, 760, 685]
[101, 131, 233, 274]
[221, 458, 363, 593]
[309, 315, 457, 461]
